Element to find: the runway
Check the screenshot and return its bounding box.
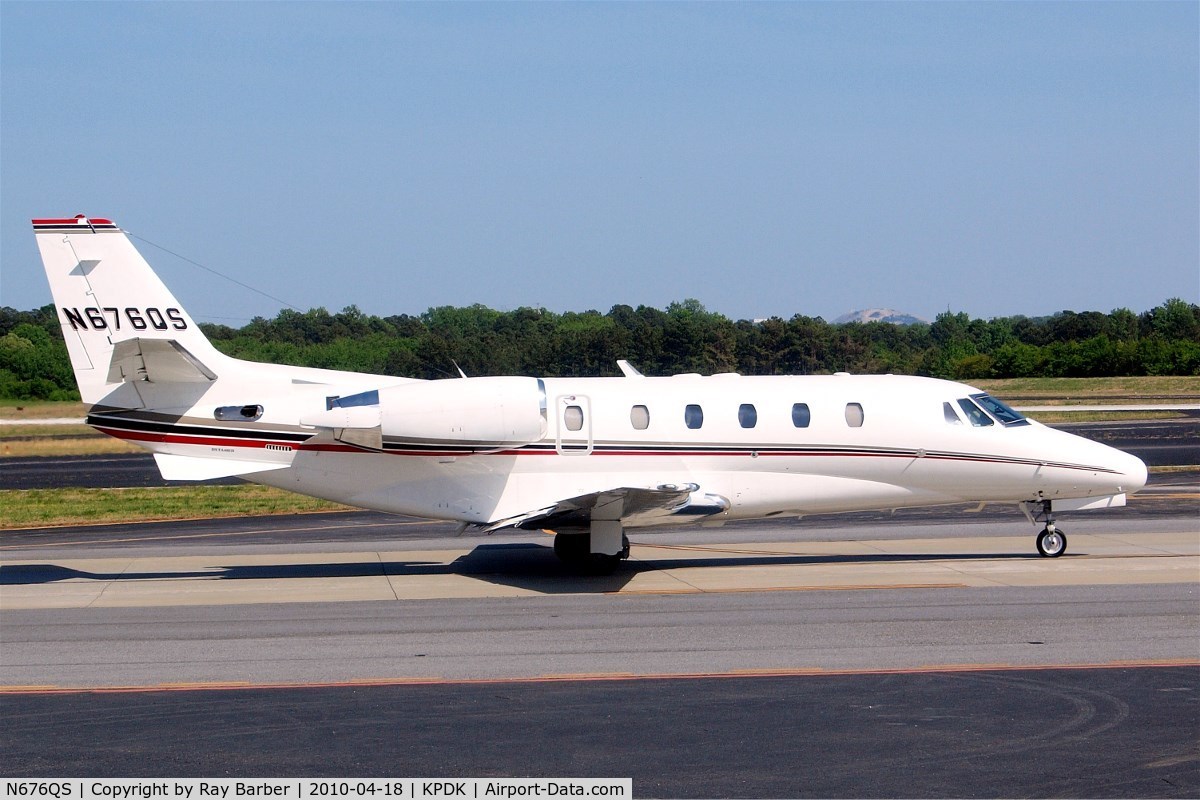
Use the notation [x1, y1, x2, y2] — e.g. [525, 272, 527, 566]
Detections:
[2, 446, 1197, 793]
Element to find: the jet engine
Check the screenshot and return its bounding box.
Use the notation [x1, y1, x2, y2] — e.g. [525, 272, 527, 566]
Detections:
[303, 376, 548, 451]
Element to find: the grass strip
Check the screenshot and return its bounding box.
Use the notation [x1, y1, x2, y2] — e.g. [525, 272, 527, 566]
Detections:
[0, 485, 351, 529]
[975, 376, 1200, 399]
[0, 436, 143, 458]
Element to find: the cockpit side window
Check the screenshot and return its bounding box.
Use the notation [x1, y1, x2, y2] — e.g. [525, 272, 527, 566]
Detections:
[957, 398, 994, 427]
[972, 393, 1030, 426]
[943, 402, 962, 425]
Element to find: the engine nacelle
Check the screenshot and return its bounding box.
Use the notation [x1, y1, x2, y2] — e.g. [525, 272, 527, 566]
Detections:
[377, 376, 547, 448]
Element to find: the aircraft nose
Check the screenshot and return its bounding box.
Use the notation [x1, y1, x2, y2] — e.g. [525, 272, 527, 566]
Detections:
[1054, 426, 1148, 495]
[1116, 449, 1149, 494]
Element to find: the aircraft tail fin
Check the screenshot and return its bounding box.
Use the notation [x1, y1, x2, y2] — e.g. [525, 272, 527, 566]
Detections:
[33, 216, 231, 405]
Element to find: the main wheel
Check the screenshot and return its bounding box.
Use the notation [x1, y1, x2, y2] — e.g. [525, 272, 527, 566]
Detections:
[553, 533, 590, 564]
[583, 552, 623, 575]
[1036, 527, 1067, 558]
[552, 533, 629, 575]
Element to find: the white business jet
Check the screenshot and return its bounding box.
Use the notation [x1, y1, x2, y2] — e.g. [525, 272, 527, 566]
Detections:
[34, 216, 1148, 572]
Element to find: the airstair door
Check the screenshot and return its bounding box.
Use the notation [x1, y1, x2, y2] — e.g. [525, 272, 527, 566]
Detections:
[556, 395, 593, 455]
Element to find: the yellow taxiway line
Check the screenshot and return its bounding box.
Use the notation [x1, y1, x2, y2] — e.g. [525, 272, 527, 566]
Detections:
[2, 659, 1196, 696]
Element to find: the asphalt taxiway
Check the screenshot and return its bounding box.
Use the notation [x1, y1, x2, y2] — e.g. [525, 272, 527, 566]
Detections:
[2, 507, 1198, 794]
[1, 436, 1197, 794]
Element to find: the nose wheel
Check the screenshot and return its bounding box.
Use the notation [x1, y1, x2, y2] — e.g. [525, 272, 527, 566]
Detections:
[1022, 499, 1068, 558]
[1036, 525, 1067, 558]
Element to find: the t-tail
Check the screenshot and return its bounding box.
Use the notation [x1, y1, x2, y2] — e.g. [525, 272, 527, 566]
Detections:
[33, 215, 396, 481]
[33, 216, 232, 407]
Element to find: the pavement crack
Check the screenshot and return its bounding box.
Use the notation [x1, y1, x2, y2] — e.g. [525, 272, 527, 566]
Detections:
[377, 551, 400, 600]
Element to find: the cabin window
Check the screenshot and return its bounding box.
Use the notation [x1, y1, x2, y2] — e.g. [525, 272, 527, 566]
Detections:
[943, 402, 963, 425]
[791, 403, 811, 428]
[215, 404, 263, 422]
[564, 405, 584, 432]
[845, 403, 864, 428]
[630, 405, 650, 430]
[684, 404, 704, 429]
[738, 403, 757, 428]
[957, 398, 994, 427]
[972, 393, 1030, 427]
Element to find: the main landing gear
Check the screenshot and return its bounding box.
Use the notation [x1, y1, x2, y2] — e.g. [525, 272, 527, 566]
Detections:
[553, 530, 630, 575]
[1023, 499, 1067, 558]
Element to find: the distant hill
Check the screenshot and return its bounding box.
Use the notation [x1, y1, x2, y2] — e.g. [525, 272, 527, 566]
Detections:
[833, 308, 929, 326]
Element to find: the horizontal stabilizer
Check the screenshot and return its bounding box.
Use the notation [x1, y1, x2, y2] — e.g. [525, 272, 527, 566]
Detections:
[154, 453, 292, 481]
[108, 338, 217, 384]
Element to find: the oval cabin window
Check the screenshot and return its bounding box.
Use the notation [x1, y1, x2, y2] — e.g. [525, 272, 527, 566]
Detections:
[845, 403, 864, 428]
[792, 403, 811, 428]
[738, 404, 757, 429]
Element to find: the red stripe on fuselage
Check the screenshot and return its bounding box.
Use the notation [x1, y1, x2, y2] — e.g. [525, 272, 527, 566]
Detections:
[94, 425, 1116, 473]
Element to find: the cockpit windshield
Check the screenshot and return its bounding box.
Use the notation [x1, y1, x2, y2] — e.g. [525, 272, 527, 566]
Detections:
[971, 393, 1029, 426]
[957, 398, 994, 427]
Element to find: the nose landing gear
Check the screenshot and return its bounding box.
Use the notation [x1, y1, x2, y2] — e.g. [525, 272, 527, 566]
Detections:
[1022, 499, 1067, 558]
[1036, 525, 1067, 557]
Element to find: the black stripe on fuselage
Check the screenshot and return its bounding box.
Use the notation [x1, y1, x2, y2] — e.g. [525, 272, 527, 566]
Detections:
[88, 413, 310, 444]
[87, 413, 1120, 474]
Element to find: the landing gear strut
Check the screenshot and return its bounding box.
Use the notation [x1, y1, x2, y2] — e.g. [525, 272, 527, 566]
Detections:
[1024, 499, 1067, 558]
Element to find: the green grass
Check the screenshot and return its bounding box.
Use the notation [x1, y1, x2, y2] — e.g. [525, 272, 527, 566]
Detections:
[0, 485, 350, 529]
[975, 376, 1200, 400]
[0, 400, 88, 420]
[1022, 410, 1188, 424]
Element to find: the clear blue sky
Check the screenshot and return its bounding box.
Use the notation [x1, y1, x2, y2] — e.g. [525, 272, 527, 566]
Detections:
[2, 1, 1196, 326]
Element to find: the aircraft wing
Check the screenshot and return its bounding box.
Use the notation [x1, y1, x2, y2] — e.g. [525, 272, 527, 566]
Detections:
[484, 483, 729, 532]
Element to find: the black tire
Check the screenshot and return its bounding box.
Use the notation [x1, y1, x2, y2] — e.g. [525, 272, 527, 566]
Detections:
[583, 553, 623, 576]
[553, 533, 627, 574]
[553, 533, 590, 564]
[1036, 527, 1067, 558]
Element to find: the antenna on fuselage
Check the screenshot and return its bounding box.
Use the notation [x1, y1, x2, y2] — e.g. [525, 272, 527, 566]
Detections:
[617, 359, 644, 378]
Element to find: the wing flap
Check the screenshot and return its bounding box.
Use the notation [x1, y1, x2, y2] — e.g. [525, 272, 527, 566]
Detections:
[484, 483, 729, 532]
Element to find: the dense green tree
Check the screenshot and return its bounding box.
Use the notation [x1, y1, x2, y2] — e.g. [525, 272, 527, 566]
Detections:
[1, 298, 1197, 400]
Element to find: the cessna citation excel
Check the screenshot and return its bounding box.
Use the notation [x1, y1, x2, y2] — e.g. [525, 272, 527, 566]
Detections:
[35, 216, 1148, 572]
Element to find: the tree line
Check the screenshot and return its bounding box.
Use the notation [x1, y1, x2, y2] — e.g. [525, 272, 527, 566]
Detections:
[2, 298, 1197, 401]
